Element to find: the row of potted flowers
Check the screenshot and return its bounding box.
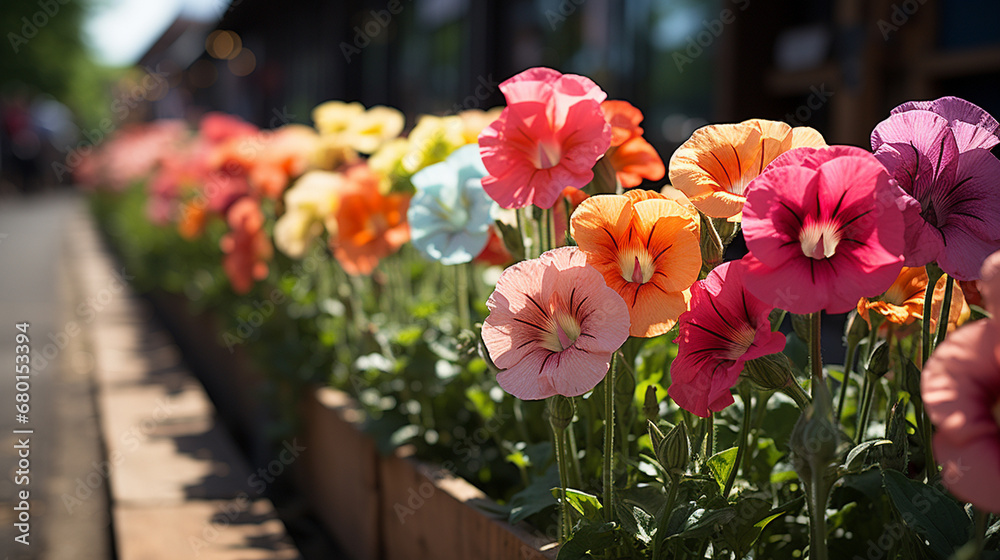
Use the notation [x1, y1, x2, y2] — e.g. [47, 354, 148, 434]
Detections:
[82, 67, 1000, 559]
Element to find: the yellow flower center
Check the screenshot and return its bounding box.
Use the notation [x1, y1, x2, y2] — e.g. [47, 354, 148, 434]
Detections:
[799, 221, 841, 260]
[539, 291, 582, 352]
[618, 248, 654, 284]
[536, 140, 562, 169]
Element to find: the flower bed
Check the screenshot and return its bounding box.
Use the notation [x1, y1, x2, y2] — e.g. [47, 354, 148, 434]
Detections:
[82, 69, 1000, 559]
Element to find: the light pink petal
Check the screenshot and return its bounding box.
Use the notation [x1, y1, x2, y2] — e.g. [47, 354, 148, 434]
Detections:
[547, 346, 615, 397]
[496, 349, 557, 400]
[766, 145, 871, 172]
[499, 68, 562, 104]
[934, 437, 1000, 513]
[483, 258, 549, 367]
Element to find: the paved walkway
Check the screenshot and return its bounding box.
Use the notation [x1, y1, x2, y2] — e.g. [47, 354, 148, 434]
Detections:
[0, 191, 301, 559]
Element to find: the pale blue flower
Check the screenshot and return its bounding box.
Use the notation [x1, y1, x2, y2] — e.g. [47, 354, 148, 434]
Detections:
[407, 144, 497, 264]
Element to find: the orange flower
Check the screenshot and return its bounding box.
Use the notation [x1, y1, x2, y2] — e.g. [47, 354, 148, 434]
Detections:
[858, 267, 969, 333]
[332, 165, 411, 276]
[249, 124, 320, 200]
[220, 197, 272, 294]
[178, 200, 208, 240]
[668, 119, 825, 221]
[601, 100, 665, 188]
[570, 190, 701, 337]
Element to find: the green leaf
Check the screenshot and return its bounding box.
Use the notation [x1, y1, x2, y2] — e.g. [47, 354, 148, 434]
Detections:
[556, 520, 617, 560]
[843, 439, 892, 472]
[720, 497, 788, 558]
[882, 469, 972, 559]
[706, 447, 738, 494]
[673, 507, 737, 540]
[615, 503, 654, 544]
[561, 489, 603, 520]
[508, 464, 560, 524]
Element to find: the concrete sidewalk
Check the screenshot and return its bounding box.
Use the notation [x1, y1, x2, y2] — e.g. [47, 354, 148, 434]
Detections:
[0, 192, 301, 559]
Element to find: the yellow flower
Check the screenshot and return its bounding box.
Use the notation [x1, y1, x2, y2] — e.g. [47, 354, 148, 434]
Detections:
[400, 115, 465, 174]
[369, 138, 412, 193]
[344, 105, 405, 154]
[274, 170, 348, 258]
[458, 107, 503, 144]
[312, 101, 364, 137]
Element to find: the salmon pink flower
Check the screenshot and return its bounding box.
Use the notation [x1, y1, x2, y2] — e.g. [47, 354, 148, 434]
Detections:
[600, 100, 665, 188]
[570, 190, 701, 337]
[220, 197, 272, 294]
[669, 119, 826, 222]
[670, 260, 786, 417]
[482, 247, 630, 400]
[871, 97, 1000, 280]
[478, 67, 612, 209]
[741, 146, 905, 314]
[922, 250, 1000, 513]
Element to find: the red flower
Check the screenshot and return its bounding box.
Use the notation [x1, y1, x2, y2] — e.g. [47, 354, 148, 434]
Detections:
[220, 197, 272, 294]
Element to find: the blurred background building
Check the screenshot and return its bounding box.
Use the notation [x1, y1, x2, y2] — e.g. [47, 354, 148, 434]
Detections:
[3, 0, 1000, 194]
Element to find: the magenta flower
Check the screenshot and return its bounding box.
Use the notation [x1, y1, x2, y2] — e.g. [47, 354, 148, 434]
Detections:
[741, 146, 905, 314]
[478, 67, 612, 209]
[922, 250, 1000, 513]
[669, 261, 787, 418]
[482, 246, 630, 400]
[871, 97, 1000, 280]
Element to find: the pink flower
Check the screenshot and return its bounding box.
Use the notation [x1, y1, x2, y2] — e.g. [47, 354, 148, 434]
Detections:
[741, 146, 905, 314]
[922, 250, 1000, 513]
[482, 246, 630, 400]
[669, 261, 786, 417]
[478, 67, 612, 209]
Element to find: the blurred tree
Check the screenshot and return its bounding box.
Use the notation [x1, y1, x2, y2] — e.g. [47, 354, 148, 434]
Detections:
[1, 0, 120, 127]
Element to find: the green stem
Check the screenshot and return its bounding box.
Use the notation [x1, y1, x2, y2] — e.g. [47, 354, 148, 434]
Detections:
[974, 507, 987, 560]
[553, 425, 571, 544]
[724, 387, 752, 500]
[566, 415, 583, 489]
[783, 378, 812, 411]
[921, 265, 944, 480]
[856, 373, 876, 441]
[934, 276, 955, 347]
[704, 412, 715, 458]
[810, 311, 823, 388]
[652, 474, 681, 560]
[603, 353, 617, 524]
[835, 333, 860, 426]
[456, 264, 471, 331]
[808, 469, 829, 560]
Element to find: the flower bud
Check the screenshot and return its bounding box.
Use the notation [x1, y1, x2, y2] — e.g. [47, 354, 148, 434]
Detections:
[643, 385, 659, 423]
[711, 216, 739, 246]
[879, 400, 908, 472]
[903, 358, 922, 403]
[742, 353, 794, 391]
[656, 420, 690, 475]
[547, 395, 575, 431]
[616, 364, 636, 412]
[789, 380, 840, 478]
[843, 310, 869, 348]
[699, 213, 724, 273]
[866, 341, 891, 379]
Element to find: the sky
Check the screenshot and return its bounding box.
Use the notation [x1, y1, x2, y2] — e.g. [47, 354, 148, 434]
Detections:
[84, 0, 229, 66]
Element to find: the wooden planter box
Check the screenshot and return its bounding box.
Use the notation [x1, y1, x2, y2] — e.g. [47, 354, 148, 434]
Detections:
[147, 292, 556, 559]
[299, 386, 558, 560]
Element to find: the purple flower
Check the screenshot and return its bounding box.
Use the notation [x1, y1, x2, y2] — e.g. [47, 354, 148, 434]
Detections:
[871, 96, 1000, 280]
